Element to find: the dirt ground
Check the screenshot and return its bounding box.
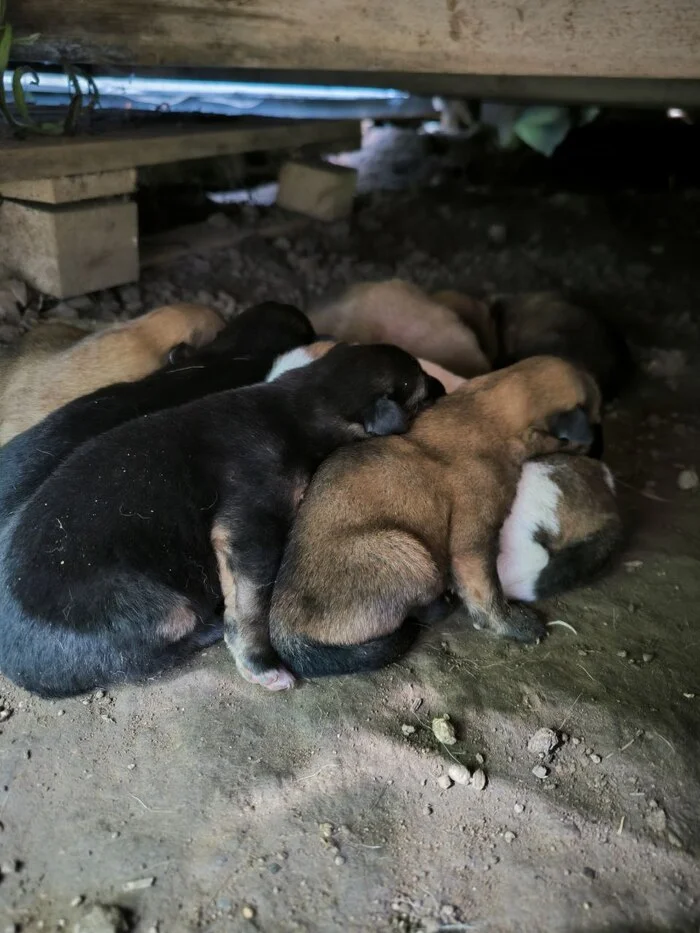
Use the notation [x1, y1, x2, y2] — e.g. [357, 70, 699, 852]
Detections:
[1, 125, 700, 933]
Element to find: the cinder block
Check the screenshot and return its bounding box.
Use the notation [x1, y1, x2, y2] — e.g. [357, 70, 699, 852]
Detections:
[0, 197, 139, 299]
[276, 158, 357, 222]
[0, 169, 136, 204]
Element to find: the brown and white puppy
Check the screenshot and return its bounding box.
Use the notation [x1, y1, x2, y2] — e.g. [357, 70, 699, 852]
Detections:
[309, 280, 491, 379]
[488, 291, 632, 402]
[498, 454, 622, 603]
[0, 303, 224, 444]
[269, 356, 602, 678]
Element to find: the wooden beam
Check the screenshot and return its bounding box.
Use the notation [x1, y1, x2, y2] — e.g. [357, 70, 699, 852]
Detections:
[12, 0, 700, 81]
[0, 119, 359, 184]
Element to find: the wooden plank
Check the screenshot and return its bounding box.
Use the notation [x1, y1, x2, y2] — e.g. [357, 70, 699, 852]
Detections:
[0, 119, 359, 184]
[0, 169, 136, 204]
[12, 0, 700, 80]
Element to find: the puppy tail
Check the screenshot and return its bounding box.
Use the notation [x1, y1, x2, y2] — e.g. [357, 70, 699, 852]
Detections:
[272, 619, 422, 678]
[534, 525, 623, 600]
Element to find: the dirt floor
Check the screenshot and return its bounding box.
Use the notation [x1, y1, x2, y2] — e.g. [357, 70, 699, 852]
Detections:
[1, 125, 700, 933]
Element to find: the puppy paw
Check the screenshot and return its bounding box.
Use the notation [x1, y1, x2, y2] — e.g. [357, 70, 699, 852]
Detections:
[237, 657, 296, 691]
[500, 603, 547, 644]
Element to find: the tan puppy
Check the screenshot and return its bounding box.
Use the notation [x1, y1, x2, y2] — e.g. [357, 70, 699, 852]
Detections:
[431, 287, 499, 362]
[488, 291, 632, 401]
[270, 356, 601, 678]
[309, 279, 491, 379]
[0, 303, 224, 444]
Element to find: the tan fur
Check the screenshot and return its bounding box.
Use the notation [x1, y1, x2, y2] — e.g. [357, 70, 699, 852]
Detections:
[309, 280, 491, 379]
[431, 288, 499, 362]
[0, 303, 224, 445]
[157, 604, 198, 640]
[271, 356, 601, 648]
[544, 455, 620, 551]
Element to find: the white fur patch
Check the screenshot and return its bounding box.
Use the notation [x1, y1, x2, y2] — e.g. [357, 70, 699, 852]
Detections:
[601, 463, 616, 492]
[497, 462, 561, 602]
[265, 346, 315, 382]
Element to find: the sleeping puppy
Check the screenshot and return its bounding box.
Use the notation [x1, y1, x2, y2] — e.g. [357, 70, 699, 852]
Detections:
[0, 302, 225, 444]
[0, 337, 442, 697]
[309, 280, 492, 379]
[269, 356, 601, 678]
[488, 291, 633, 402]
[498, 453, 622, 603]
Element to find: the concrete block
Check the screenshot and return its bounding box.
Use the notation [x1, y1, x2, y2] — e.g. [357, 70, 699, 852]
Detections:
[0, 198, 139, 299]
[276, 158, 357, 222]
[0, 169, 136, 204]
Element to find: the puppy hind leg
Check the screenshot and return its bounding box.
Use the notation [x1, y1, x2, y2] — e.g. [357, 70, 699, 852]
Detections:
[212, 523, 294, 691]
[451, 551, 546, 644]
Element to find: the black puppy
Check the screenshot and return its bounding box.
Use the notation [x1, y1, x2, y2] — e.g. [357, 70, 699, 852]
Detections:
[0, 337, 443, 697]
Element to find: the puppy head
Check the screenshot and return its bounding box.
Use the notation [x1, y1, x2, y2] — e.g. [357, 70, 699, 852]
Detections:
[489, 356, 601, 456]
[310, 343, 445, 437]
[169, 302, 315, 370]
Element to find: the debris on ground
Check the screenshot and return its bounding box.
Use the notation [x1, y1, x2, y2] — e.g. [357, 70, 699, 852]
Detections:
[431, 715, 457, 745]
[527, 728, 560, 756]
[73, 904, 129, 933]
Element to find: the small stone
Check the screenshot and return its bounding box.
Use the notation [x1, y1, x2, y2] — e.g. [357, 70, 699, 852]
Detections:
[121, 876, 154, 892]
[431, 715, 456, 745]
[241, 905, 256, 920]
[50, 303, 79, 321]
[70, 897, 84, 908]
[1, 860, 18, 874]
[527, 727, 560, 756]
[437, 774, 453, 790]
[447, 763, 471, 785]
[571, 737, 581, 746]
[504, 831, 516, 843]
[401, 724, 416, 736]
[583, 902, 591, 911]
[487, 223, 507, 246]
[319, 822, 334, 839]
[334, 855, 346, 866]
[642, 653, 654, 663]
[677, 469, 699, 491]
[470, 768, 487, 791]
[94, 690, 105, 700]
[475, 752, 485, 764]
[74, 904, 128, 933]
[207, 212, 230, 229]
[589, 753, 602, 764]
[66, 295, 95, 312]
[532, 765, 549, 779]
[514, 803, 524, 814]
[0, 709, 12, 722]
[617, 650, 628, 658]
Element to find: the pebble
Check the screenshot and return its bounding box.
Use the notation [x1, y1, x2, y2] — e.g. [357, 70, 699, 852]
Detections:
[617, 650, 628, 658]
[334, 855, 346, 866]
[527, 727, 559, 756]
[400, 724, 416, 736]
[677, 469, 699, 491]
[431, 715, 456, 745]
[437, 774, 453, 790]
[487, 223, 507, 246]
[241, 905, 256, 920]
[504, 831, 516, 843]
[642, 653, 654, 663]
[470, 768, 487, 791]
[447, 763, 471, 785]
[50, 303, 80, 321]
[532, 765, 549, 779]
[73, 905, 128, 933]
[513, 803, 524, 814]
[589, 754, 602, 764]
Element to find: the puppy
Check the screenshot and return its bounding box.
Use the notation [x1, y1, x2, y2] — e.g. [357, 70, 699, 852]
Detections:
[309, 280, 492, 379]
[0, 334, 442, 697]
[431, 288, 499, 362]
[0, 302, 225, 444]
[498, 454, 622, 603]
[488, 291, 633, 402]
[269, 356, 601, 678]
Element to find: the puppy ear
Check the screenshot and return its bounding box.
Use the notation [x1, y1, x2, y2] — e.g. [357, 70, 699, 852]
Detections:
[168, 342, 194, 366]
[362, 396, 409, 437]
[549, 405, 593, 448]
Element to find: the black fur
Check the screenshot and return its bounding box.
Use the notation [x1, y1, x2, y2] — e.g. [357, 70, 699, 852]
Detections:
[534, 526, 624, 601]
[273, 598, 452, 678]
[0, 336, 440, 697]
